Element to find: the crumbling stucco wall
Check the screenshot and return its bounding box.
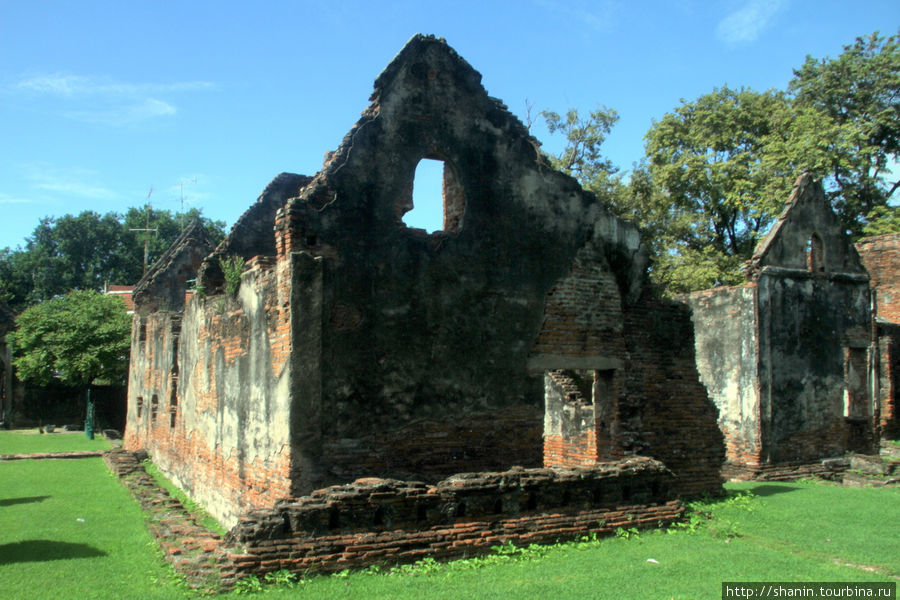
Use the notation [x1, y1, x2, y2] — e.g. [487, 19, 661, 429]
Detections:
[684, 285, 760, 470]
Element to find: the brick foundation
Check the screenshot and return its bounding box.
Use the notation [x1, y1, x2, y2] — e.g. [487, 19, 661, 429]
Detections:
[105, 449, 683, 589]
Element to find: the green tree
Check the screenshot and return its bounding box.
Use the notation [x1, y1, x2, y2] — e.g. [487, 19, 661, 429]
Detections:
[643, 86, 790, 291]
[789, 29, 900, 233]
[636, 30, 898, 292]
[0, 207, 226, 311]
[11, 290, 132, 389]
[541, 105, 622, 198]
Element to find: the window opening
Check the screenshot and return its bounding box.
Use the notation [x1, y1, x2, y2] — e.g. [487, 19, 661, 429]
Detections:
[844, 347, 868, 419]
[150, 394, 159, 422]
[136, 396, 144, 419]
[169, 385, 178, 428]
[401, 158, 465, 234]
[807, 233, 824, 273]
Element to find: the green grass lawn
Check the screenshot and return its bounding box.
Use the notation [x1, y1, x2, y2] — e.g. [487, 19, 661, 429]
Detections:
[1, 448, 897, 599]
[0, 429, 111, 454]
[0, 458, 187, 600]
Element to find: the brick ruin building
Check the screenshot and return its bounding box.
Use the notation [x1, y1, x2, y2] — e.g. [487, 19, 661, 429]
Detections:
[124, 35, 724, 573]
[856, 232, 900, 438]
[684, 174, 880, 479]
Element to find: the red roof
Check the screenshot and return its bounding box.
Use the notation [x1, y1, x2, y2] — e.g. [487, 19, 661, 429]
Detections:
[106, 285, 135, 312]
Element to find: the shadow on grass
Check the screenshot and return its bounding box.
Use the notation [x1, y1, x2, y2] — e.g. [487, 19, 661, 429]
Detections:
[0, 540, 106, 564]
[0, 495, 50, 507]
[742, 484, 801, 497]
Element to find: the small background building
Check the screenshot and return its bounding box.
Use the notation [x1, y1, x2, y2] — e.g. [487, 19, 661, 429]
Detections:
[685, 174, 879, 479]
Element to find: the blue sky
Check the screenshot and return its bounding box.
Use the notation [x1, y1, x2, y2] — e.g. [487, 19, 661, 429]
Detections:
[1, 0, 897, 251]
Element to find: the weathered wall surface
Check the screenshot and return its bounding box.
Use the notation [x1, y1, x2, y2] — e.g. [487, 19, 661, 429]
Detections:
[543, 370, 606, 468]
[127, 257, 297, 528]
[757, 271, 875, 461]
[875, 323, 900, 438]
[856, 233, 900, 437]
[684, 285, 761, 470]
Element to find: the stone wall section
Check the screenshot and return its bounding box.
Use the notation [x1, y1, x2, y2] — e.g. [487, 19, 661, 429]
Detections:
[105, 449, 682, 589]
[856, 233, 900, 437]
[683, 285, 763, 471]
[620, 294, 726, 497]
[225, 458, 683, 581]
[857, 233, 900, 324]
[876, 323, 900, 438]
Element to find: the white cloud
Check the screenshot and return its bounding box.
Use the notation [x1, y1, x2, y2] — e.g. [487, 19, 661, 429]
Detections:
[66, 98, 177, 127]
[14, 74, 214, 97]
[716, 0, 786, 46]
[23, 164, 117, 200]
[533, 0, 619, 33]
[10, 73, 213, 126]
[0, 193, 37, 205]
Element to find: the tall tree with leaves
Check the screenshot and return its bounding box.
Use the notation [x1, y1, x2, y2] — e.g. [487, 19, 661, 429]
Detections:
[788, 29, 900, 234]
[643, 86, 792, 291]
[638, 30, 899, 292]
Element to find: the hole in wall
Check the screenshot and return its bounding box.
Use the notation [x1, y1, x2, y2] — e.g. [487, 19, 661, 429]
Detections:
[807, 233, 824, 273]
[328, 506, 341, 529]
[401, 158, 465, 234]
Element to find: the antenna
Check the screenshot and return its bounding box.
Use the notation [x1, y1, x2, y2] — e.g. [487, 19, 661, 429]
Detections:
[130, 188, 159, 276]
[175, 178, 197, 229]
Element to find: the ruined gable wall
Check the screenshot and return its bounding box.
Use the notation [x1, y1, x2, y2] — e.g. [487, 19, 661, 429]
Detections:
[197, 173, 311, 291]
[275, 37, 644, 490]
[683, 285, 762, 471]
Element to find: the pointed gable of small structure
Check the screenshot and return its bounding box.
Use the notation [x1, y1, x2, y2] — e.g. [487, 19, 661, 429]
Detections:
[747, 173, 866, 277]
[132, 220, 215, 313]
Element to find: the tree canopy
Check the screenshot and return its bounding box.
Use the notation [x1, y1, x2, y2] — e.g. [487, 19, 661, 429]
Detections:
[543, 29, 900, 294]
[0, 207, 226, 311]
[11, 290, 132, 388]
